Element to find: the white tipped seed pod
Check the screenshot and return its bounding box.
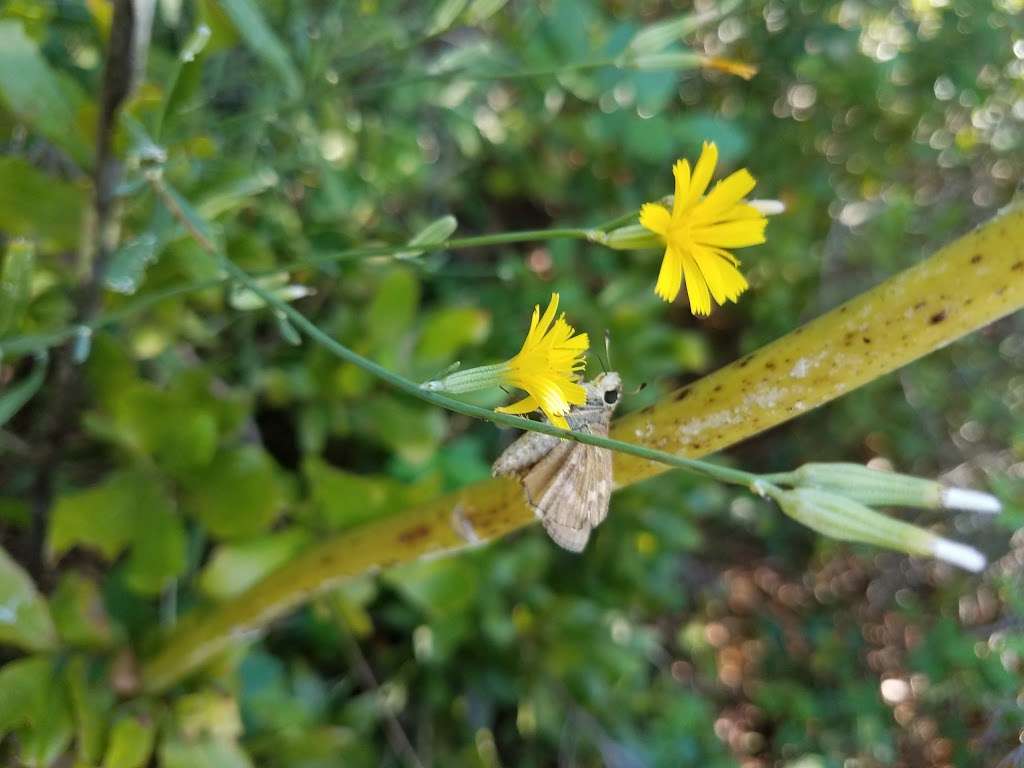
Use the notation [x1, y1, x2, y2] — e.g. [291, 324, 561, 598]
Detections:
[772, 487, 986, 572]
[775, 463, 1002, 515]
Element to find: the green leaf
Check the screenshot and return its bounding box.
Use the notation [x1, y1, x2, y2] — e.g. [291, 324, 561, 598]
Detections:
[48, 470, 186, 595]
[364, 264, 419, 348]
[102, 712, 155, 768]
[387, 557, 481, 618]
[466, 0, 508, 24]
[0, 239, 35, 335]
[0, 352, 47, 428]
[214, 0, 301, 97]
[122, 490, 187, 595]
[48, 473, 138, 563]
[196, 168, 279, 219]
[50, 572, 116, 649]
[0, 544, 56, 652]
[184, 446, 284, 540]
[427, 0, 469, 36]
[110, 383, 219, 476]
[66, 657, 113, 765]
[0, 21, 90, 162]
[175, 690, 242, 740]
[304, 457, 416, 531]
[0, 159, 86, 252]
[105, 234, 160, 295]
[160, 737, 255, 768]
[396, 214, 459, 259]
[199, 528, 311, 600]
[415, 306, 491, 370]
[0, 656, 73, 767]
[358, 396, 445, 465]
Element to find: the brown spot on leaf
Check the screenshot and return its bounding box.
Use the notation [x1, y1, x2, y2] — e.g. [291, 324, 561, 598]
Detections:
[929, 310, 947, 324]
[1012, 261, 1023, 272]
[674, 387, 692, 402]
[970, 254, 982, 264]
[398, 524, 432, 544]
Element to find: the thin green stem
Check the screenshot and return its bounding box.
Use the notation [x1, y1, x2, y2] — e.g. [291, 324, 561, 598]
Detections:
[0, 228, 602, 357]
[354, 58, 618, 95]
[147, 173, 768, 494]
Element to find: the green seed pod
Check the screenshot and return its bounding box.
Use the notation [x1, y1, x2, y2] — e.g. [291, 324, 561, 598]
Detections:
[786, 463, 943, 509]
[771, 487, 985, 572]
[774, 463, 1001, 514]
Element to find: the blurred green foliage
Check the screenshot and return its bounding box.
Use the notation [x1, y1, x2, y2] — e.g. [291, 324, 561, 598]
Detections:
[0, 0, 1023, 766]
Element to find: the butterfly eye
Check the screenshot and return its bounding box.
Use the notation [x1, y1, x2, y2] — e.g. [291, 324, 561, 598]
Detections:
[603, 389, 619, 404]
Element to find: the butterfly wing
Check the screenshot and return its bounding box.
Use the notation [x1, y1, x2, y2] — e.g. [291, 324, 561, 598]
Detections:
[490, 374, 619, 553]
[492, 430, 561, 476]
[521, 424, 614, 553]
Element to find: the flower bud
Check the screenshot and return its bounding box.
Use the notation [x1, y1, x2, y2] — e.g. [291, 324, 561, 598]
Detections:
[229, 274, 314, 311]
[602, 224, 663, 251]
[771, 487, 985, 572]
[776, 463, 1001, 515]
[784, 463, 942, 509]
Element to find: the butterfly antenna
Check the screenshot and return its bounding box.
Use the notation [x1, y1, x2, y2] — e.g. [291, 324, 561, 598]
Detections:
[594, 336, 608, 373]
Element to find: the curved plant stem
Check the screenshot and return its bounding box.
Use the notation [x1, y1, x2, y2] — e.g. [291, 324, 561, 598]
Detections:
[140, 180, 1024, 692]
[354, 58, 618, 95]
[146, 172, 763, 491]
[0, 228, 602, 358]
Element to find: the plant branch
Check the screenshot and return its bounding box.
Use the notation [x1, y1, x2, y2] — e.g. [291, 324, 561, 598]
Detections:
[0, 227, 607, 358]
[141, 202, 1024, 692]
[327, 601, 425, 768]
[29, 0, 151, 581]
[145, 172, 765, 489]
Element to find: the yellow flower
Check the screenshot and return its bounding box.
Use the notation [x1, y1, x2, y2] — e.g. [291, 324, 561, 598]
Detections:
[701, 56, 758, 80]
[495, 292, 588, 429]
[639, 141, 767, 315]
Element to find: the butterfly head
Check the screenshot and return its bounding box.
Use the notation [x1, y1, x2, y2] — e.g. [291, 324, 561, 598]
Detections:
[585, 371, 623, 411]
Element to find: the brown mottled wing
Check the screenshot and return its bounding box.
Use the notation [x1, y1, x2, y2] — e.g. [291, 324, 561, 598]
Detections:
[521, 420, 613, 553]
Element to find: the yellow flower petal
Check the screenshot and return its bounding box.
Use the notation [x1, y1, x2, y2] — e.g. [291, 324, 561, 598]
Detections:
[681, 251, 711, 316]
[547, 412, 570, 429]
[496, 395, 540, 415]
[672, 159, 691, 207]
[639, 203, 672, 236]
[691, 246, 728, 305]
[694, 169, 757, 220]
[684, 141, 718, 210]
[654, 246, 683, 302]
[713, 254, 749, 302]
[644, 146, 769, 314]
[691, 218, 767, 248]
[498, 292, 589, 427]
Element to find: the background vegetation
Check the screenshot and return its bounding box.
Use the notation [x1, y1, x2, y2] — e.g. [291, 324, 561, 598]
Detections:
[1, 0, 1023, 766]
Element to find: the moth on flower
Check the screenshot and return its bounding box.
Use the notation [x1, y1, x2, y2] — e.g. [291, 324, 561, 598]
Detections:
[639, 141, 768, 315]
[493, 372, 623, 552]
